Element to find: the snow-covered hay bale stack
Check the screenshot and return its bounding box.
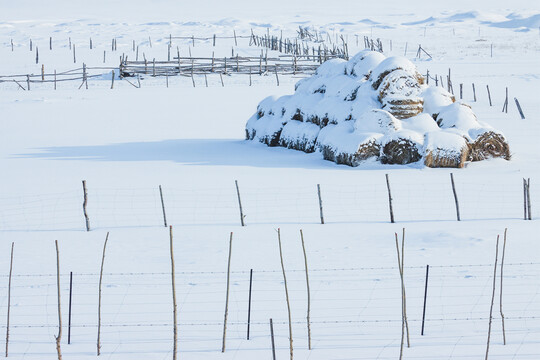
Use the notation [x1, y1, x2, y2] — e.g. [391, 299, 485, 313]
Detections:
[246, 50, 510, 168]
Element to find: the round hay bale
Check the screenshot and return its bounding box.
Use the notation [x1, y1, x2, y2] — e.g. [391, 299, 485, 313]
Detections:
[423, 131, 470, 168]
[346, 50, 386, 78]
[380, 131, 423, 164]
[377, 70, 423, 119]
[354, 109, 402, 133]
[370, 56, 424, 90]
[469, 131, 510, 161]
[436, 102, 478, 129]
[422, 86, 455, 118]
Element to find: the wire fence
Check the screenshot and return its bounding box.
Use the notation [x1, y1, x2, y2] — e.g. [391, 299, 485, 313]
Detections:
[0, 176, 535, 232]
[1, 260, 539, 358]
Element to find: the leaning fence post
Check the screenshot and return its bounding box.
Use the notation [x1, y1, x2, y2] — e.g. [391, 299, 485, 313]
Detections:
[450, 173, 461, 221]
[317, 184, 324, 224]
[486, 85, 492, 106]
[485, 235, 500, 360]
[385, 174, 395, 223]
[270, 318, 276, 360]
[421, 264, 429, 335]
[514, 98, 525, 119]
[235, 180, 245, 226]
[300, 229, 312, 350]
[82, 180, 90, 231]
[110, 70, 114, 89]
[159, 185, 167, 227]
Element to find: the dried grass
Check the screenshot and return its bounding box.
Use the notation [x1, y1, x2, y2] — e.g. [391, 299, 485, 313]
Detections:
[380, 138, 422, 165]
[424, 145, 470, 168]
[469, 132, 511, 161]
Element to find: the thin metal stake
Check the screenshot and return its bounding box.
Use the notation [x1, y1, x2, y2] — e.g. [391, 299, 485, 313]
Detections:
[421, 265, 429, 335]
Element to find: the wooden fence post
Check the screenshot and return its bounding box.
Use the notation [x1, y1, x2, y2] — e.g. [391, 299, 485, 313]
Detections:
[514, 98, 525, 119]
[97, 232, 109, 356]
[500, 229, 507, 345]
[385, 174, 395, 223]
[485, 235, 500, 360]
[450, 173, 461, 221]
[317, 184, 324, 224]
[82, 180, 90, 231]
[221, 232, 233, 352]
[277, 229, 293, 360]
[169, 226, 178, 360]
[486, 85, 492, 106]
[54, 240, 62, 360]
[300, 230, 312, 350]
[235, 180, 245, 226]
[159, 185, 167, 227]
[5, 242, 14, 357]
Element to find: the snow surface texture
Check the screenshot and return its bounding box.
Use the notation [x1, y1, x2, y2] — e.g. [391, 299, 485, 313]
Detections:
[246, 51, 510, 168]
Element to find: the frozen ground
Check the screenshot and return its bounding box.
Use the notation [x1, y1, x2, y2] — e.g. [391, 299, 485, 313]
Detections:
[0, 1, 539, 359]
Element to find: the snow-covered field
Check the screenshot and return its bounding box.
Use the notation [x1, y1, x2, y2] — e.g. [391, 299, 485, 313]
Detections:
[1, 1, 539, 359]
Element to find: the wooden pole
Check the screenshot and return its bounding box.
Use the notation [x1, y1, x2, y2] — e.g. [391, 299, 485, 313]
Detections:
[514, 98, 525, 119]
[5, 242, 14, 357]
[472, 83, 477, 102]
[524, 178, 528, 220]
[450, 173, 461, 221]
[82, 180, 90, 231]
[395, 233, 405, 360]
[169, 226, 178, 360]
[487, 85, 492, 106]
[270, 318, 276, 360]
[421, 265, 429, 336]
[54, 240, 62, 360]
[460, 83, 463, 99]
[317, 184, 324, 224]
[68, 271, 73, 345]
[500, 228, 507, 345]
[385, 174, 395, 223]
[221, 232, 233, 352]
[73, 44, 76, 63]
[97, 232, 109, 356]
[110, 70, 114, 89]
[277, 228, 293, 360]
[247, 269, 253, 340]
[401, 229, 410, 347]
[485, 235, 500, 360]
[159, 185, 168, 227]
[300, 230, 312, 350]
[526, 178, 532, 220]
[235, 180, 245, 226]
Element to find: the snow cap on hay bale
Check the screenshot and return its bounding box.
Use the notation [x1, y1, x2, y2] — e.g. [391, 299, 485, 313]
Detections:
[423, 131, 470, 168]
[468, 129, 511, 161]
[369, 56, 424, 90]
[379, 130, 423, 164]
[246, 95, 292, 146]
[315, 58, 347, 76]
[345, 50, 386, 78]
[353, 109, 402, 134]
[436, 102, 479, 129]
[317, 122, 382, 166]
[400, 113, 440, 133]
[279, 121, 321, 153]
[422, 86, 455, 118]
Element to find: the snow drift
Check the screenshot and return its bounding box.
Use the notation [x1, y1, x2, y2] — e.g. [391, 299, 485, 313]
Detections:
[246, 50, 510, 167]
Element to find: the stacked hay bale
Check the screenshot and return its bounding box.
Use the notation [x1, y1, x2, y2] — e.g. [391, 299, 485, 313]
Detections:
[245, 50, 510, 168]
